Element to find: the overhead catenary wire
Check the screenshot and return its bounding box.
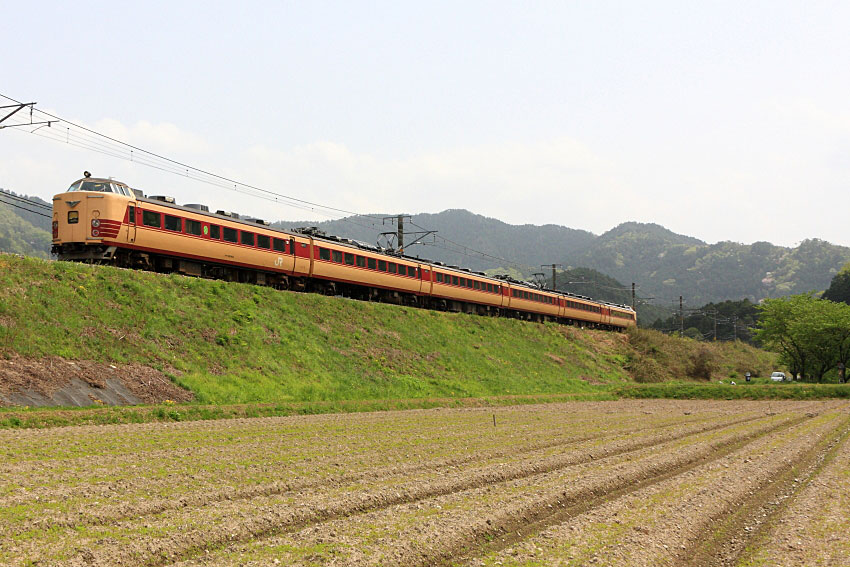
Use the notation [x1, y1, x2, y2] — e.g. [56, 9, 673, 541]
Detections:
[0, 194, 52, 218]
[0, 92, 387, 224]
[1, 91, 616, 276]
[0, 191, 52, 211]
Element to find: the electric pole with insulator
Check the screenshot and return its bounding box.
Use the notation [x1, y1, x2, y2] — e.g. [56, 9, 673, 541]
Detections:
[679, 296, 684, 337]
[542, 264, 563, 290]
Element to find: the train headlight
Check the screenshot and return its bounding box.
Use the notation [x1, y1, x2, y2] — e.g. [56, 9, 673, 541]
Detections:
[91, 229, 100, 237]
[91, 219, 100, 228]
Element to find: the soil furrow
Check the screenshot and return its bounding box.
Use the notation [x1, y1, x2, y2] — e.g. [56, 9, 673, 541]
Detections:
[138, 412, 800, 567]
[8, 411, 755, 533]
[681, 415, 850, 567]
[367, 414, 820, 567]
[740, 411, 850, 566]
[0, 409, 720, 510]
[459, 409, 848, 567]
[3, 401, 844, 567]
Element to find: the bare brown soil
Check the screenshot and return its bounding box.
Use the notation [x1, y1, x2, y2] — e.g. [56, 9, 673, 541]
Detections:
[0, 355, 193, 406]
[0, 400, 847, 567]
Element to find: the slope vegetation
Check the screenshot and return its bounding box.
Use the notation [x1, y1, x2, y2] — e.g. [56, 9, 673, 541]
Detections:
[0, 255, 776, 407]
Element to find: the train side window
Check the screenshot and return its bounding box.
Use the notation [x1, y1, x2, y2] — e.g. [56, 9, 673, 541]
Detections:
[344, 252, 355, 265]
[128, 206, 135, 224]
[185, 219, 202, 236]
[367, 257, 376, 270]
[319, 247, 331, 261]
[273, 238, 286, 252]
[459, 277, 466, 287]
[257, 234, 271, 249]
[474, 281, 480, 290]
[378, 260, 387, 271]
[398, 265, 406, 276]
[388, 262, 397, 274]
[142, 211, 160, 228]
[332, 250, 342, 263]
[164, 215, 181, 232]
[210, 224, 221, 239]
[356, 255, 365, 267]
[241, 231, 255, 246]
[495, 285, 500, 294]
[223, 227, 238, 243]
[466, 279, 473, 289]
[436, 273, 443, 283]
[452, 275, 459, 286]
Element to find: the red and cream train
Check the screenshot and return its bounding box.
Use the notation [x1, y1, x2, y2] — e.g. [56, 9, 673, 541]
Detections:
[52, 176, 636, 329]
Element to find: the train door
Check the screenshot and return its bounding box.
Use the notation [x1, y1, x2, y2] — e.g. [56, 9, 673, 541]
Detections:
[127, 203, 137, 244]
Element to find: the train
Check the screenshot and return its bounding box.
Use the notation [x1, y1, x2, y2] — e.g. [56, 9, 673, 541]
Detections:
[51, 174, 636, 330]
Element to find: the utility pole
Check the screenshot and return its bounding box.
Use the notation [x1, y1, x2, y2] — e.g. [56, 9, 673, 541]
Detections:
[631, 283, 635, 310]
[396, 214, 406, 253]
[733, 315, 738, 341]
[713, 310, 717, 341]
[541, 264, 563, 290]
[679, 296, 684, 337]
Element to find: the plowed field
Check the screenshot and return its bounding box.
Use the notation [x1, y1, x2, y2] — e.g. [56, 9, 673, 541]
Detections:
[1, 400, 848, 566]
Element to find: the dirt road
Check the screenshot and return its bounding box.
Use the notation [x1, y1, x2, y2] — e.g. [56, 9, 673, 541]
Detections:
[1, 399, 847, 566]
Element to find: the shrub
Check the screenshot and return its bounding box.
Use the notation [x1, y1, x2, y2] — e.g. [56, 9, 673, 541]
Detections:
[688, 347, 717, 380]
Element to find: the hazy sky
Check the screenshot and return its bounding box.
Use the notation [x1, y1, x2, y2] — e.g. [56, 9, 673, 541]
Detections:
[2, 1, 849, 247]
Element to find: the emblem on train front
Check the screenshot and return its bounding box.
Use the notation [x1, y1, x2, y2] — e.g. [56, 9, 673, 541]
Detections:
[66, 200, 80, 208]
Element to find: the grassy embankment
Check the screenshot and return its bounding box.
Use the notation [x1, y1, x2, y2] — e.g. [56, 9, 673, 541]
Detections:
[1, 254, 843, 428]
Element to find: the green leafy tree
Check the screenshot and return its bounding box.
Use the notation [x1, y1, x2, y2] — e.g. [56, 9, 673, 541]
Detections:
[756, 294, 850, 382]
[823, 263, 850, 305]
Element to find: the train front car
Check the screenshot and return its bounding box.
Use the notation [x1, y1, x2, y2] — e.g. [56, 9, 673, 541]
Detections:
[52, 176, 136, 263]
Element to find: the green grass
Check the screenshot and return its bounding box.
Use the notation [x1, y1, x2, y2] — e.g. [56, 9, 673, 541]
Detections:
[0, 256, 629, 405]
[4, 254, 836, 429]
[614, 382, 850, 400]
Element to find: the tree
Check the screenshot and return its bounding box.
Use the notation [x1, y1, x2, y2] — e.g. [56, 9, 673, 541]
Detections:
[823, 263, 850, 305]
[756, 294, 850, 382]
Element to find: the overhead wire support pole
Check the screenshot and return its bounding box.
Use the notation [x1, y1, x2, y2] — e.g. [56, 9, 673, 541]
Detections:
[380, 215, 436, 254]
[680, 296, 684, 337]
[541, 264, 563, 290]
[0, 102, 56, 130]
[0, 103, 30, 125]
[0, 102, 53, 130]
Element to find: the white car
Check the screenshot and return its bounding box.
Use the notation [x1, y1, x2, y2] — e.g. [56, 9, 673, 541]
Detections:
[770, 372, 787, 382]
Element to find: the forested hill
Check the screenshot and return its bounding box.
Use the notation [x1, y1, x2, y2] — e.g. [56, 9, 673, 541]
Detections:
[567, 222, 850, 305]
[0, 190, 52, 259]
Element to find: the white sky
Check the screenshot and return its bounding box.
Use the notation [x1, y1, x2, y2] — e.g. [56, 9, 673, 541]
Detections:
[2, 1, 849, 247]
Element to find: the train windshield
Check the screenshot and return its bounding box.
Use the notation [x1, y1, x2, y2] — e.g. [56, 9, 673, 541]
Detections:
[67, 180, 117, 193]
